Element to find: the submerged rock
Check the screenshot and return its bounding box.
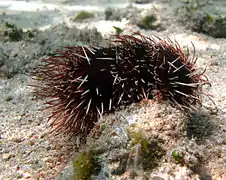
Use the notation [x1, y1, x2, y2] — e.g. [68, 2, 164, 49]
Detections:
[175, 0, 226, 38]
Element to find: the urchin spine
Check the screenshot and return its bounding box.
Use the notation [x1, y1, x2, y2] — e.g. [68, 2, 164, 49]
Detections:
[32, 33, 210, 136]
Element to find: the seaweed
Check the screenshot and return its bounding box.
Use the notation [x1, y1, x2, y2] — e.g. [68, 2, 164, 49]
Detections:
[72, 11, 95, 21]
[72, 151, 101, 180]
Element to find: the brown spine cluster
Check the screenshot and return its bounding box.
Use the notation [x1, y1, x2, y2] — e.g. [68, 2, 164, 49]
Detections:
[32, 33, 211, 137]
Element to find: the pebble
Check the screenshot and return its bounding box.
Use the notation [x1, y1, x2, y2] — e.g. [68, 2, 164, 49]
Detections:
[3, 153, 11, 161]
[23, 172, 32, 178]
[110, 136, 122, 148]
[12, 137, 23, 143]
[29, 140, 35, 146]
[0, 47, 5, 67]
[128, 169, 138, 179]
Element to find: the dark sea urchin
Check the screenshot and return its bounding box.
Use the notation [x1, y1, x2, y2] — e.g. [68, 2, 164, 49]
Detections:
[32, 33, 212, 136]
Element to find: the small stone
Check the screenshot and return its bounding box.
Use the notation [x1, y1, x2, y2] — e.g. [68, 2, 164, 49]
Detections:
[29, 140, 35, 146]
[151, 176, 165, 180]
[210, 61, 219, 66]
[134, 0, 150, 4]
[110, 136, 122, 147]
[23, 172, 31, 178]
[0, 47, 6, 67]
[43, 157, 51, 162]
[39, 171, 45, 178]
[39, 131, 48, 138]
[128, 169, 138, 179]
[14, 173, 23, 178]
[3, 153, 12, 161]
[5, 95, 13, 102]
[12, 137, 23, 143]
[142, 175, 149, 180]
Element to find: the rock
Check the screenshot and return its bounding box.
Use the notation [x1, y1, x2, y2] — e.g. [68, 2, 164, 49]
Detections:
[134, 0, 151, 4]
[3, 153, 12, 161]
[0, 22, 37, 42]
[71, 11, 95, 21]
[23, 172, 32, 178]
[137, 14, 163, 30]
[1, 23, 104, 77]
[175, 0, 226, 38]
[0, 65, 9, 78]
[36, 24, 104, 57]
[12, 137, 23, 143]
[0, 47, 5, 67]
[195, 13, 226, 38]
[105, 5, 141, 24]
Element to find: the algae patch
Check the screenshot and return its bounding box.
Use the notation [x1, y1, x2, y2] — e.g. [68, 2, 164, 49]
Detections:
[72, 151, 101, 180]
[72, 11, 95, 21]
[0, 22, 37, 41]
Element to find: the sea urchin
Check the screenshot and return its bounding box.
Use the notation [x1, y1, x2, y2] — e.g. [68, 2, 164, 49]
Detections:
[31, 33, 210, 137]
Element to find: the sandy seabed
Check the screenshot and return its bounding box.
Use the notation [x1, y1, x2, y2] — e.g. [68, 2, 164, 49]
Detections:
[0, 0, 225, 179]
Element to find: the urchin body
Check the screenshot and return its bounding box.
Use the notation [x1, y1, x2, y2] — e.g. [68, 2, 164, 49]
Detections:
[33, 33, 208, 136]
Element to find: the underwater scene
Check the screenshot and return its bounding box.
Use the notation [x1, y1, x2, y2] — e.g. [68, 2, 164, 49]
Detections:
[0, 0, 225, 179]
